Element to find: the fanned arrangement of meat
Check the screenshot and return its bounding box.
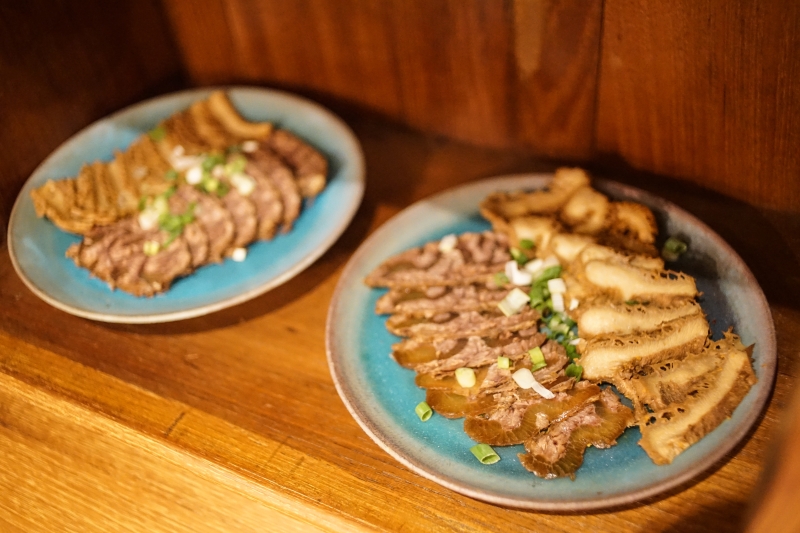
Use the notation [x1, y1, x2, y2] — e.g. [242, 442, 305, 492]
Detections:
[365, 167, 757, 479]
[367, 229, 634, 479]
[31, 91, 329, 296]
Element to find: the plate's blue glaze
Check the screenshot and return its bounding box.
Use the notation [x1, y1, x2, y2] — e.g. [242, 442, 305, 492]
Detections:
[8, 87, 365, 323]
[326, 174, 776, 510]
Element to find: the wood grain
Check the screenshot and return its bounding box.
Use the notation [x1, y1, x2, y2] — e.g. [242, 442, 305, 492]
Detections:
[596, 0, 800, 211]
[1, 115, 799, 531]
[161, 0, 602, 156]
[0, 0, 183, 222]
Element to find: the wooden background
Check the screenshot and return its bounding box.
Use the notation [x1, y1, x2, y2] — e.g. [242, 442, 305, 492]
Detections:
[1, 0, 798, 220]
[1, 1, 800, 531]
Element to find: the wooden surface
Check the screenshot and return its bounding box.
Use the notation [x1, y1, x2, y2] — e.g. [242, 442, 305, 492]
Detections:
[0, 0, 183, 223]
[1, 1, 800, 530]
[161, 0, 602, 159]
[2, 1, 799, 214]
[1, 111, 800, 531]
[596, 0, 800, 212]
[159, 0, 800, 210]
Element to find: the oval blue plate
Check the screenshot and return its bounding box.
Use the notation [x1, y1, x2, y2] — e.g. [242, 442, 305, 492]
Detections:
[326, 174, 776, 511]
[8, 87, 365, 323]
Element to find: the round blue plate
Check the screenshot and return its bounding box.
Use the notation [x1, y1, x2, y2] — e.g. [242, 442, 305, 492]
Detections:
[326, 174, 776, 511]
[8, 87, 364, 323]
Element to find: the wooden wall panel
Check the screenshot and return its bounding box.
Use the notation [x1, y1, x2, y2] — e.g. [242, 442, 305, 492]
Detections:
[596, 0, 800, 211]
[161, 0, 602, 157]
[0, 0, 183, 223]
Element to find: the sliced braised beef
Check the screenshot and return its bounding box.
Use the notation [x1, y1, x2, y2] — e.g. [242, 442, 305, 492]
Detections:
[169, 188, 209, 267]
[248, 148, 301, 231]
[518, 388, 633, 479]
[375, 285, 511, 316]
[414, 330, 547, 376]
[245, 161, 284, 239]
[176, 186, 234, 263]
[141, 235, 193, 290]
[365, 232, 511, 289]
[66, 218, 137, 271]
[386, 307, 540, 341]
[221, 188, 258, 251]
[264, 130, 328, 198]
[104, 224, 156, 286]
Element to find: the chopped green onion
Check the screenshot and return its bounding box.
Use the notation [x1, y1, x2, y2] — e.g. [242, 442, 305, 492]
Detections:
[202, 177, 220, 193]
[565, 363, 583, 381]
[509, 247, 527, 265]
[528, 285, 546, 309]
[519, 238, 535, 250]
[202, 153, 226, 172]
[497, 356, 511, 370]
[662, 236, 688, 261]
[493, 272, 510, 286]
[148, 125, 166, 141]
[164, 169, 179, 181]
[547, 277, 567, 295]
[625, 300, 640, 306]
[153, 196, 169, 214]
[143, 240, 160, 256]
[225, 154, 248, 175]
[497, 288, 531, 316]
[535, 265, 562, 285]
[415, 401, 432, 421]
[455, 367, 476, 388]
[528, 346, 545, 367]
[565, 343, 579, 359]
[470, 443, 500, 465]
[216, 181, 230, 197]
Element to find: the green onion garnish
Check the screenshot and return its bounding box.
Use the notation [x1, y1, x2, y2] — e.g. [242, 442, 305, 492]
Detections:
[565, 363, 583, 381]
[470, 443, 500, 465]
[164, 169, 178, 181]
[148, 125, 166, 141]
[202, 153, 226, 172]
[509, 247, 527, 265]
[161, 185, 177, 199]
[625, 300, 640, 306]
[415, 401, 432, 421]
[528, 285, 546, 309]
[528, 346, 545, 367]
[225, 154, 248, 175]
[662, 236, 688, 261]
[565, 343, 578, 359]
[493, 272, 510, 286]
[143, 240, 160, 256]
[519, 238, 535, 250]
[497, 356, 511, 370]
[535, 265, 562, 284]
[455, 367, 477, 388]
[202, 176, 220, 193]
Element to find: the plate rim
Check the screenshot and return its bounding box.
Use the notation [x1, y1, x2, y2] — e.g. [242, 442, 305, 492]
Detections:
[8, 85, 365, 324]
[325, 173, 776, 511]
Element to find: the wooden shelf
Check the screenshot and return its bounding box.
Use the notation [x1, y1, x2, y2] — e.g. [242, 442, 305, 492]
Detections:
[1, 114, 798, 532]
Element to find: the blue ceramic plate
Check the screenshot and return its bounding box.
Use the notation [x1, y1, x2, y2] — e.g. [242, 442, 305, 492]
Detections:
[8, 87, 364, 323]
[326, 174, 776, 511]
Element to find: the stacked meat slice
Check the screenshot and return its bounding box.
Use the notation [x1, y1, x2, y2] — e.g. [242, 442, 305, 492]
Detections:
[66, 140, 326, 297]
[366, 231, 633, 479]
[30, 91, 329, 296]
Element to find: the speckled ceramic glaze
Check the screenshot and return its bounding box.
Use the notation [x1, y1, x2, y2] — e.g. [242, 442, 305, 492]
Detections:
[326, 174, 776, 511]
[8, 87, 365, 323]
